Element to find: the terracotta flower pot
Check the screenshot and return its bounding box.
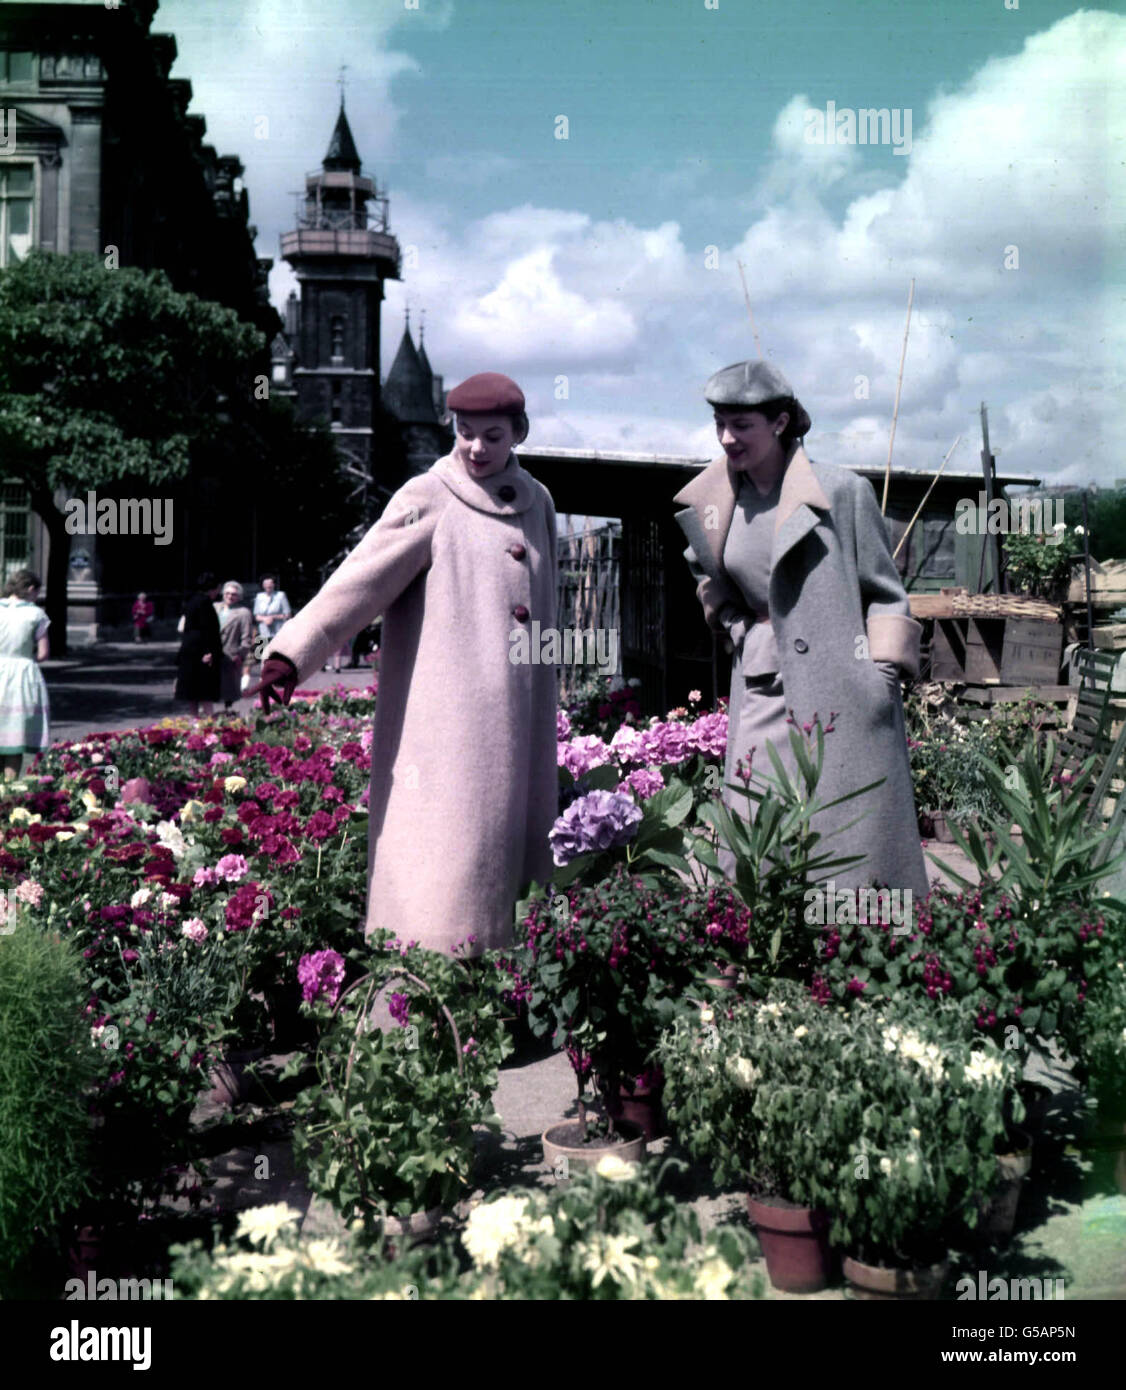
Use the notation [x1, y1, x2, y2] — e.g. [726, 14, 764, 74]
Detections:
[842, 1252, 949, 1300]
[981, 1129, 1032, 1241]
[205, 1046, 265, 1109]
[746, 1194, 832, 1293]
[612, 1083, 664, 1141]
[542, 1118, 646, 1173]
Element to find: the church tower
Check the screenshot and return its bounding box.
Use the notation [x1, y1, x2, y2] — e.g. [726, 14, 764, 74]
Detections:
[279, 100, 400, 512]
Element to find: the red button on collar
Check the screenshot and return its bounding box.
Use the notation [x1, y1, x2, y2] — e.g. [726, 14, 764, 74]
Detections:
[509, 543, 527, 560]
[513, 605, 529, 622]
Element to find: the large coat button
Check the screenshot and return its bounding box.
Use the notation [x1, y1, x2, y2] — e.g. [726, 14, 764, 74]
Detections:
[497, 484, 516, 502]
[513, 605, 529, 622]
[793, 638, 809, 653]
[509, 543, 526, 560]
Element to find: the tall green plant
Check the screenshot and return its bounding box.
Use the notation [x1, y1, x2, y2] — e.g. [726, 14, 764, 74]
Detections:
[929, 736, 1126, 917]
[690, 723, 880, 976]
[0, 925, 98, 1279]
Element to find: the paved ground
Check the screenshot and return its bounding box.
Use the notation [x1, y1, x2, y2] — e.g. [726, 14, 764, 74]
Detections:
[40, 641, 375, 747]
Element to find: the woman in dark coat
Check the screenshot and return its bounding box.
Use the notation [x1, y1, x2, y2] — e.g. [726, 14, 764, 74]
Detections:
[174, 572, 223, 718]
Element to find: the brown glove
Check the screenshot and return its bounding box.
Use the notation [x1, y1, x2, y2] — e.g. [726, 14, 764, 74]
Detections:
[244, 654, 298, 711]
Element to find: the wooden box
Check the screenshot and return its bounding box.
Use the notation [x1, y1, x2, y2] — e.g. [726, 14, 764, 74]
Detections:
[932, 618, 968, 681]
[965, 618, 1005, 684]
[1000, 618, 1063, 684]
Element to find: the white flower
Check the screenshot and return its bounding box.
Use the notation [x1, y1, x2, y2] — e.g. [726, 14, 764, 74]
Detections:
[159, 891, 179, 913]
[909, 1127, 921, 1141]
[879, 1156, 894, 1176]
[155, 820, 188, 859]
[726, 1055, 759, 1090]
[760, 1002, 785, 1018]
[463, 1196, 534, 1270]
[693, 1255, 734, 1300]
[699, 1008, 715, 1025]
[302, 1239, 353, 1278]
[224, 776, 248, 794]
[130, 887, 152, 909]
[964, 1051, 1005, 1087]
[234, 1203, 301, 1250]
[595, 1154, 640, 1182]
[580, 1232, 643, 1289]
[1074, 525, 1086, 536]
[793, 1025, 809, 1039]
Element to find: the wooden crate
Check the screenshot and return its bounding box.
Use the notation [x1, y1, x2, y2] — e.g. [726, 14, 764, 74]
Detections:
[1000, 618, 1063, 684]
[1092, 624, 1126, 650]
[932, 618, 968, 681]
[965, 618, 1005, 684]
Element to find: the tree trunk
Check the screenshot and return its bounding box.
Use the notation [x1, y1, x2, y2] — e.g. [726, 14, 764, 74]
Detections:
[27, 486, 72, 659]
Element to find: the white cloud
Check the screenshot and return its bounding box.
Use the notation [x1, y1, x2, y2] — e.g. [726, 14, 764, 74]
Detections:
[267, 9, 1124, 485]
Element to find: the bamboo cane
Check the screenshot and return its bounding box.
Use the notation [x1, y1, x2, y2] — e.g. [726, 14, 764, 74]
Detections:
[881, 278, 916, 515]
[891, 435, 961, 561]
[736, 260, 764, 359]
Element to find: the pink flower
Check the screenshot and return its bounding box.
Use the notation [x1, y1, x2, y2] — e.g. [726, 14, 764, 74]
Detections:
[618, 766, 665, 800]
[214, 854, 250, 883]
[14, 879, 44, 907]
[208, 752, 235, 766]
[192, 866, 219, 887]
[181, 918, 208, 943]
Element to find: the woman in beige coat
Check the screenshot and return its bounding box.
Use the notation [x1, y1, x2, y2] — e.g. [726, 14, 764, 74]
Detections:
[215, 581, 255, 710]
[250, 373, 559, 957]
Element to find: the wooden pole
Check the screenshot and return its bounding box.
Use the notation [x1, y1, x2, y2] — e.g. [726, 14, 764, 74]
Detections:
[736, 260, 764, 359]
[1082, 491, 1095, 650]
[892, 435, 962, 561]
[976, 402, 1003, 594]
[880, 277, 915, 515]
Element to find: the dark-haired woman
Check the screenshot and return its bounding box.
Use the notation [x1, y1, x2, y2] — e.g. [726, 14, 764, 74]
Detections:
[673, 360, 929, 901]
[0, 569, 50, 780]
[174, 572, 223, 719]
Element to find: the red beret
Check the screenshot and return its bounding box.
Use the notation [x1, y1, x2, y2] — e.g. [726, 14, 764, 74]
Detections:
[446, 372, 525, 415]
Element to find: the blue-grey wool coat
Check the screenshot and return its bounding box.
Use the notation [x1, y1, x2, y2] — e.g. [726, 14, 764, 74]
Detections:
[673, 445, 930, 902]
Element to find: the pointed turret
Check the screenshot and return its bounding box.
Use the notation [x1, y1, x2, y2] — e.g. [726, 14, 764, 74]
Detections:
[323, 102, 361, 174]
[384, 319, 438, 424]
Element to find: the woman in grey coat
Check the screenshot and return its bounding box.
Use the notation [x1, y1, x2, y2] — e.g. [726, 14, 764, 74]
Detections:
[672, 360, 929, 904]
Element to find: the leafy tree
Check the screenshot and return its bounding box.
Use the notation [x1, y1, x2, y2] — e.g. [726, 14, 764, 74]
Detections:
[0, 251, 263, 652]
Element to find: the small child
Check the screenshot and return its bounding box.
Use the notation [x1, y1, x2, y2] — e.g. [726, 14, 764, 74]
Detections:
[132, 592, 154, 643]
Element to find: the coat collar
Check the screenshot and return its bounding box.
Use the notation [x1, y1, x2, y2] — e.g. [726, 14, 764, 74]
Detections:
[672, 444, 830, 572]
[433, 452, 538, 516]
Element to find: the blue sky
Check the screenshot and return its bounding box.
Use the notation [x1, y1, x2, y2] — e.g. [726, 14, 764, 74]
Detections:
[157, 0, 1126, 483]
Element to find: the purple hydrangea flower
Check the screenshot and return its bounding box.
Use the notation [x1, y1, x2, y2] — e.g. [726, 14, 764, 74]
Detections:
[297, 949, 346, 1005]
[557, 733, 613, 779]
[388, 992, 411, 1027]
[549, 789, 644, 866]
[617, 766, 665, 800]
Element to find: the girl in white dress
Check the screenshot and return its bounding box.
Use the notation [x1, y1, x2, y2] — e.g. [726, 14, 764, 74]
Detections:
[0, 570, 51, 780]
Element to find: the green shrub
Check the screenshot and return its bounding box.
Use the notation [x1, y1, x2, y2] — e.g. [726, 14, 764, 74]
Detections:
[0, 924, 98, 1276]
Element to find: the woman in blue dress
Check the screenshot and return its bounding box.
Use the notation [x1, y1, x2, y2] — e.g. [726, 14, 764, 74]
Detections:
[0, 569, 51, 780]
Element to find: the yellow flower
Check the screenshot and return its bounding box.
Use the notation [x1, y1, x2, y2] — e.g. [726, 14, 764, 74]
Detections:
[234, 1203, 302, 1250]
[80, 790, 101, 812]
[8, 808, 35, 825]
[179, 799, 207, 823]
[693, 1256, 735, 1300]
[54, 831, 75, 842]
[793, 1025, 809, 1039]
[224, 776, 248, 795]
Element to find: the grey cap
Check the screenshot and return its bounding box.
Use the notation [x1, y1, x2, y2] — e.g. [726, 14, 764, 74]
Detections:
[704, 359, 811, 436]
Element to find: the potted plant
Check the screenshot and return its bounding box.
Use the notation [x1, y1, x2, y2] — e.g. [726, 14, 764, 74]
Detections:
[291, 935, 510, 1241]
[658, 979, 846, 1292]
[515, 865, 708, 1159]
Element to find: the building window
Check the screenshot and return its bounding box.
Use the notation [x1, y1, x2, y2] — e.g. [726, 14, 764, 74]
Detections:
[330, 378, 342, 425]
[330, 315, 345, 364]
[0, 482, 31, 589]
[272, 362, 287, 383]
[0, 52, 34, 84]
[0, 165, 34, 266]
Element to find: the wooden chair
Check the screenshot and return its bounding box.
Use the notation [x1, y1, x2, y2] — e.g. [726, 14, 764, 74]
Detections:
[1056, 649, 1120, 775]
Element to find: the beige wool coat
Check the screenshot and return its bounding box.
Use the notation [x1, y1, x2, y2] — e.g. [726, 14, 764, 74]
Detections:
[263, 452, 559, 956]
[673, 445, 930, 901]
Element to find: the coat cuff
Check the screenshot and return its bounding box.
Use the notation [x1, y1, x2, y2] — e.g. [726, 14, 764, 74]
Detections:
[866, 613, 922, 677]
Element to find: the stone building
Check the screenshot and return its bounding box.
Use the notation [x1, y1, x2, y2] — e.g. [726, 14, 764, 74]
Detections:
[0, 0, 276, 642]
[381, 312, 453, 475]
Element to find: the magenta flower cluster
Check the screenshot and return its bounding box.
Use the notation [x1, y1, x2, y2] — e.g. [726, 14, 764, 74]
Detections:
[298, 948, 346, 1005]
